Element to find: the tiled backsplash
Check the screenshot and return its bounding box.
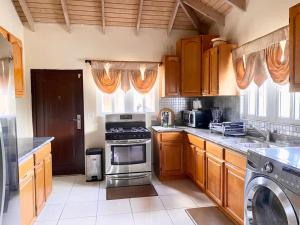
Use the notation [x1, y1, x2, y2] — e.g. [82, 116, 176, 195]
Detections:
[159, 96, 240, 125]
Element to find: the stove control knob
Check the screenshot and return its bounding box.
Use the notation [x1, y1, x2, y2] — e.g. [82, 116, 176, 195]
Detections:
[264, 162, 273, 173]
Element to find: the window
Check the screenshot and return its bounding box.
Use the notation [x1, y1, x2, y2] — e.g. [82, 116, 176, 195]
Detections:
[248, 83, 257, 115]
[258, 81, 267, 117]
[277, 84, 291, 118]
[97, 80, 158, 114]
[295, 93, 300, 120]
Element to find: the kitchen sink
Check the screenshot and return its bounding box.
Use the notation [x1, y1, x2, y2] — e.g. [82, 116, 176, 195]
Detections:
[237, 142, 273, 149]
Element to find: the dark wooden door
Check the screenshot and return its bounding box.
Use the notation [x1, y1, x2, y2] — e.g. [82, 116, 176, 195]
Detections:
[31, 70, 85, 175]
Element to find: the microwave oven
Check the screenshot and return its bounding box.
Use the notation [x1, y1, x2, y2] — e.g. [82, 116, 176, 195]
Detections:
[182, 110, 212, 128]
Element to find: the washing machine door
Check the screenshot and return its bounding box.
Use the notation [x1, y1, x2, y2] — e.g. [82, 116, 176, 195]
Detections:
[245, 176, 298, 225]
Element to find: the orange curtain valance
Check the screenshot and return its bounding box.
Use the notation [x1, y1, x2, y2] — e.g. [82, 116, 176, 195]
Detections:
[129, 70, 158, 94]
[90, 61, 158, 94]
[266, 42, 289, 85]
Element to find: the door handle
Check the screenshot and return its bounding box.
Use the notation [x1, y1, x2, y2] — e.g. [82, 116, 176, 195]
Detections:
[72, 115, 82, 130]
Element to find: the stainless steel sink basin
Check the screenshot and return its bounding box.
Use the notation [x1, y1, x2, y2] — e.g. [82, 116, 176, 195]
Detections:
[238, 142, 272, 149]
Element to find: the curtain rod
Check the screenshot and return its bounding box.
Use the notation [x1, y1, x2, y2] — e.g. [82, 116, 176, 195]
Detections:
[85, 59, 162, 65]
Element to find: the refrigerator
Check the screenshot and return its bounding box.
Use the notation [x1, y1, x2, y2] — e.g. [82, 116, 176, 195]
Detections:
[0, 36, 20, 224]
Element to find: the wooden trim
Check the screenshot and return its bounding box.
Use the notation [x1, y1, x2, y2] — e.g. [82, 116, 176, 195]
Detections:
[17, 0, 35, 31]
[136, 0, 144, 33]
[167, 0, 180, 35]
[101, 0, 105, 33]
[224, 0, 246, 11]
[61, 0, 71, 32]
[183, 0, 225, 25]
[179, 0, 207, 34]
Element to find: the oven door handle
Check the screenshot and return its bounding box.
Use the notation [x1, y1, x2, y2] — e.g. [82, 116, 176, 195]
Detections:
[110, 174, 149, 181]
[106, 140, 151, 146]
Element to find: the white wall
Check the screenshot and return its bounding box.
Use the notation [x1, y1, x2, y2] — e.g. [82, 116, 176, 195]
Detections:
[210, 0, 300, 45]
[21, 23, 196, 148]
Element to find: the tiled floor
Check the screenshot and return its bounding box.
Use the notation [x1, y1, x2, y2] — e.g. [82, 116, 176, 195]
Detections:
[34, 174, 215, 225]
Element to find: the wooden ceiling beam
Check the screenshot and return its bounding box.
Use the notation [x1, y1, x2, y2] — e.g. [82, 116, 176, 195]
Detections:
[17, 0, 35, 31]
[60, 0, 71, 32]
[224, 0, 246, 11]
[136, 0, 144, 33]
[101, 0, 105, 33]
[179, 0, 208, 34]
[183, 0, 225, 25]
[167, 0, 180, 35]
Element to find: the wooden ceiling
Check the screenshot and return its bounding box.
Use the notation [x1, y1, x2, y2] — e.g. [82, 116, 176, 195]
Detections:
[12, 0, 247, 33]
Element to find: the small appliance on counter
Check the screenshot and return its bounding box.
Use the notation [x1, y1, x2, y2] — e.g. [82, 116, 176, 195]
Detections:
[182, 109, 212, 129]
[209, 122, 246, 136]
[192, 99, 202, 110]
[159, 108, 174, 127]
[211, 107, 224, 123]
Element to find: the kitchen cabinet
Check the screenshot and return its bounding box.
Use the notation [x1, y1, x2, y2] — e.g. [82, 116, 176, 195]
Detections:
[8, 34, 24, 98]
[177, 35, 217, 97]
[34, 160, 45, 215]
[153, 131, 184, 180]
[202, 44, 238, 96]
[0, 27, 8, 39]
[290, 3, 300, 91]
[161, 55, 180, 97]
[184, 144, 195, 180]
[19, 156, 36, 225]
[195, 147, 206, 190]
[205, 142, 224, 206]
[224, 149, 246, 225]
[44, 153, 53, 200]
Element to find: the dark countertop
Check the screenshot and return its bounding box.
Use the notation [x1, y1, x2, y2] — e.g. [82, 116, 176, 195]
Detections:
[18, 137, 54, 164]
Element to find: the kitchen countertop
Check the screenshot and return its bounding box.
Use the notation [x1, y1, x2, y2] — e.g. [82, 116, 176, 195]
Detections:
[152, 126, 265, 156]
[18, 137, 54, 163]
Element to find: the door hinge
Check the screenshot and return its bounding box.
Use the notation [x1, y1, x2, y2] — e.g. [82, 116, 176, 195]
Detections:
[78, 74, 82, 79]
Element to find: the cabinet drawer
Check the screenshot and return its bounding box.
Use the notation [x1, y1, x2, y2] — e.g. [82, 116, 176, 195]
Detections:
[206, 142, 224, 159]
[225, 149, 246, 170]
[185, 134, 205, 149]
[19, 156, 34, 179]
[160, 132, 182, 142]
[34, 143, 51, 164]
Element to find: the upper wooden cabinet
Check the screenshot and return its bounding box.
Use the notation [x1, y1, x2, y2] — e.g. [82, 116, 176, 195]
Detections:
[0, 27, 8, 39]
[161, 56, 180, 97]
[202, 44, 238, 96]
[290, 3, 300, 91]
[177, 35, 217, 97]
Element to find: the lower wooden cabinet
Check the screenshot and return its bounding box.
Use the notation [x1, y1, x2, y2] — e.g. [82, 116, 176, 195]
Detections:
[224, 163, 245, 225]
[195, 147, 206, 190]
[35, 160, 45, 215]
[206, 153, 224, 206]
[184, 144, 195, 180]
[44, 153, 53, 200]
[19, 156, 36, 225]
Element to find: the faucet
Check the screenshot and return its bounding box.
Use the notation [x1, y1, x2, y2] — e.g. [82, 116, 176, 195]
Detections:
[248, 125, 272, 142]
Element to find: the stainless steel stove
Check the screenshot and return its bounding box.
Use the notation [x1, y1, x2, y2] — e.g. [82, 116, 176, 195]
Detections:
[105, 113, 152, 187]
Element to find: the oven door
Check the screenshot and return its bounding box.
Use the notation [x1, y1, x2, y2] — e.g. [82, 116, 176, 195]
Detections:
[245, 176, 298, 225]
[105, 139, 151, 175]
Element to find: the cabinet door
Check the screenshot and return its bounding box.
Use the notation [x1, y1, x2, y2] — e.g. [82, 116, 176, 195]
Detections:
[290, 4, 300, 91]
[202, 50, 210, 96]
[44, 153, 53, 200]
[35, 160, 45, 215]
[0, 27, 8, 39]
[164, 56, 180, 96]
[184, 144, 195, 180]
[195, 147, 205, 189]
[160, 143, 183, 176]
[20, 170, 36, 225]
[224, 163, 245, 225]
[210, 47, 219, 96]
[206, 153, 224, 205]
[181, 37, 202, 96]
[9, 34, 24, 97]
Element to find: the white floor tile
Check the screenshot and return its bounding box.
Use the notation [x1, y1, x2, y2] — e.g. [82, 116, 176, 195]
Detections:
[57, 217, 96, 225]
[61, 202, 98, 219]
[96, 213, 134, 225]
[98, 189, 106, 201]
[47, 191, 71, 205]
[133, 210, 173, 225]
[160, 195, 197, 209]
[168, 209, 194, 225]
[154, 184, 183, 196]
[68, 187, 99, 202]
[98, 199, 131, 215]
[36, 204, 64, 222]
[190, 192, 216, 207]
[130, 197, 164, 213]
[34, 221, 58, 225]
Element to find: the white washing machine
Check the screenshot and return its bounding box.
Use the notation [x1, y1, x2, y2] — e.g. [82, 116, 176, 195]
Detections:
[244, 147, 300, 225]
